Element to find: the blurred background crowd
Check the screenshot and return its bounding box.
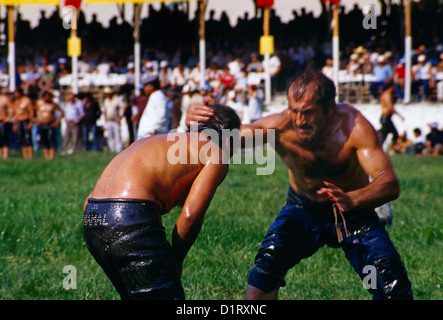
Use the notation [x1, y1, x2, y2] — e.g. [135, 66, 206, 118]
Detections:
[0, 0, 442, 159]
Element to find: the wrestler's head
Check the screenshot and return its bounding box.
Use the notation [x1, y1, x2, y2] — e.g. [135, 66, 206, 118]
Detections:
[287, 71, 336, 144]
[194, 104, 241, 155]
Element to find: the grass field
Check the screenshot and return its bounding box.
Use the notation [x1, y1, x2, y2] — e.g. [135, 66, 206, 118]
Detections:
[0, 150, 441, 300]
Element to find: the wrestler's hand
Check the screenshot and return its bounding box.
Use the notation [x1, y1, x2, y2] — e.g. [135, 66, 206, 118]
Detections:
[317, 181, 354, 212]
[185, 103, 214, 127]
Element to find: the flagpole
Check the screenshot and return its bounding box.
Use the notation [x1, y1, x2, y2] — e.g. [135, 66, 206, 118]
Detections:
[7, 5, 16, 93]
[332, 2, 339, 103]
[134, 2, 141, 96]
[199, 0, 206, 89]
[404, 0, 411, 104]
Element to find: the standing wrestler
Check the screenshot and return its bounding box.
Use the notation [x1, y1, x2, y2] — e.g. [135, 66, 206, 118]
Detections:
[83, 104, 241, 300]
[35, 91, 64, 160]
[0, 92, 14, 159]
[379, 81, 404, 148]
[12, 88, 34, 159]
[187, 71, 413, 300]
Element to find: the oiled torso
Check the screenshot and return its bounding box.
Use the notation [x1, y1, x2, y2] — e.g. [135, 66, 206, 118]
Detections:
[274, 106, 368, 201]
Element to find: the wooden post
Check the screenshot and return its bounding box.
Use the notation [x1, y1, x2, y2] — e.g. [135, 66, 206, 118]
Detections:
[199, 0, 206, 89]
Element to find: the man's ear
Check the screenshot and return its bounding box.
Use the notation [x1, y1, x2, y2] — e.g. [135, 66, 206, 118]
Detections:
[327, 100, 336, 117]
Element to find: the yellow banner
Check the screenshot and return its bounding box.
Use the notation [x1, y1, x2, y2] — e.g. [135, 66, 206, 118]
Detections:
[0, 0, 58, 4]
[68, 37, 81, 57]
[260, 35, 274, 55]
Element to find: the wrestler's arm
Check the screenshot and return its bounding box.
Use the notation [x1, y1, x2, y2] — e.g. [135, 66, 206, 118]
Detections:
[172, 157, 229, 275]
[186, 103, 287, 147]
[53, 103, 64, 127]
[240, 111, 288, 147]
[318, 113, 400, 212]
[27, 100, 35, 130]
[5, 98, 14, 122]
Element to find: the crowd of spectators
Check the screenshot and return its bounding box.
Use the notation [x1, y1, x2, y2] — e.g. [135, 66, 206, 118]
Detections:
[0, 1, 442, 159]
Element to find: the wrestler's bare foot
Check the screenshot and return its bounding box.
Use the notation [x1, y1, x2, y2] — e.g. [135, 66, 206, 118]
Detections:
[245, 285, 278, 300]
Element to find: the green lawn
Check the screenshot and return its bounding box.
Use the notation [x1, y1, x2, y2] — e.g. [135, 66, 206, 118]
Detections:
[0, 150, 441, 300]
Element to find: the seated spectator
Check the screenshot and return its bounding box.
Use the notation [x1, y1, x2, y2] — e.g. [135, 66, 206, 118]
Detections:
[322, 56, 334, 80]
[394, 58, 406, 99]
[406, 127, 426, 155]
[392, 132, 412, 154]
[188, 61, 204, 92]
[159, 60, 172, 90]
[411, 54, 435, 101]
[246, 53, 264, 73]
[437, 53, 443, 102]
[141, 61, 159, 86]
[96, 55, 114, 74]
[369, 55, 393, 100]
[170, 62, 189, 92]
[423, 123, 443, 156]
[220, 66, 236, 90]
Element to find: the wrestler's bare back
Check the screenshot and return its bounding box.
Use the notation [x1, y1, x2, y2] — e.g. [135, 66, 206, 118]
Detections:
[89, 133, 229, 215]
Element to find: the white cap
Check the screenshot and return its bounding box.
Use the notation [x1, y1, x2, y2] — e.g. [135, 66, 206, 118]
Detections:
[160, 60, 168, 68]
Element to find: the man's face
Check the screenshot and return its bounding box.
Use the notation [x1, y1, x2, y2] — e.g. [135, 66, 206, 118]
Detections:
[43, 93, 53, 102]
[288, 89, 330, 144]
[13, 91, 22, 99]
[143, 84, 155, 95]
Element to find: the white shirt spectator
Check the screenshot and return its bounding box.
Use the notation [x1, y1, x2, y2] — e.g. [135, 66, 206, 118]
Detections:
[137, 89, 169, 139]
[269, 55, 281, 77]
[170, 64, 189, 88]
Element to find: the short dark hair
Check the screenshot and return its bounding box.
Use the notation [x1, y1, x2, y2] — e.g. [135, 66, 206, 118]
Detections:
[288, 71, 336, 113]
[145, 77, 160, 90]
[192, 104, 241, 147]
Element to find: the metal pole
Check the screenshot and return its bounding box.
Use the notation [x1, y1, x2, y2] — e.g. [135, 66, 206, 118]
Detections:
[134, 2, 141, 96]
[332, 3, 340, 103]
[263, 6, 271, 104]
[70, 9, 79, 95]
[7, 5, 16, 93]
[404, 0, 411, 104]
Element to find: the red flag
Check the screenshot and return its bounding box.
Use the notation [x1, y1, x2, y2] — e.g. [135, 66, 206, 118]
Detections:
[322, 0, 341, 4]
[64, 0, 81, 9]
[256, 0, 274, 7]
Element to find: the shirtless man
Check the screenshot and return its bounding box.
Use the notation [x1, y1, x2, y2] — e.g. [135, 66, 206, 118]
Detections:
[12, 88, 34, 159]
[379, 81, 404, 147]
[83, 104, 241, 300]
[0, 92, 14, 159]
[187, 71, 413, 300]
[35, 91, 64, 160]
